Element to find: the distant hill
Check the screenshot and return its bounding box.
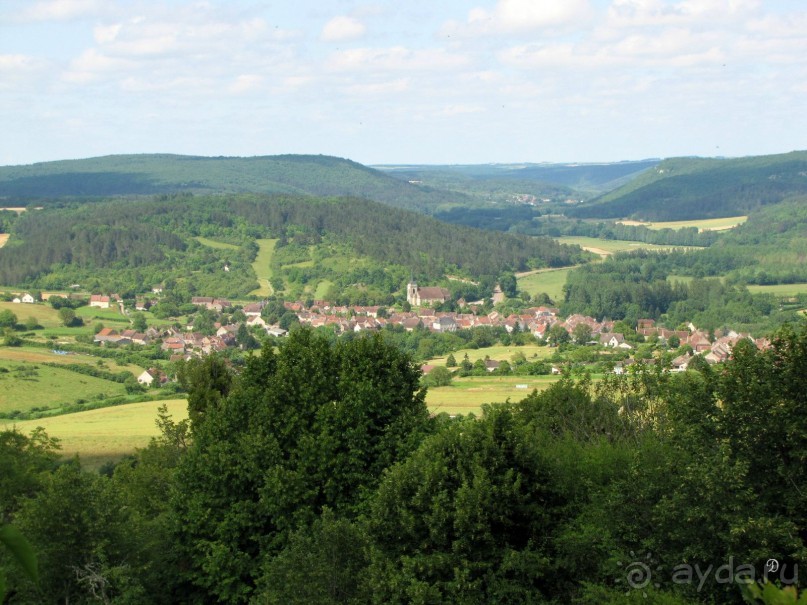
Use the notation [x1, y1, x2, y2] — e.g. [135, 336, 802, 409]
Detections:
[569, 151, 807, 221]
[375, 160, 659, 196]
[0, 154, 474, 213]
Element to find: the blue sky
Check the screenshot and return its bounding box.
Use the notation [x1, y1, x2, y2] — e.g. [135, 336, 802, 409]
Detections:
[1, 0, 805, 166]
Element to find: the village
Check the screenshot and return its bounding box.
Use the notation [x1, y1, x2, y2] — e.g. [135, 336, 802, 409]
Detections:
[3, 278, 768, 378]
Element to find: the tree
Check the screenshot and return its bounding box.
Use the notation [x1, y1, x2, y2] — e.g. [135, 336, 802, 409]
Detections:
[132, 312, 148, 332]
[171, 330, 432, 602]
[547, 324, 570, 345]
[445, 353, 457, 367]
[58, 307, 80, 327]
[23, 316, 39, 331]
[422, 366, 452, 387]
[572, 323, 593, 345]
[0, 309, 16, 329]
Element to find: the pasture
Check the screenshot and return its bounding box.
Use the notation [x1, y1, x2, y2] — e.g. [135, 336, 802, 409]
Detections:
[0, 345, 144, 376]
[618, 216, 747, 232]
[0, 399, 189, 470]
[427, 344, 552, 366]
[0, 301, 63, 327]
[517, 267, 570, 301]
[0, 358, 128, 415]
[250, 238, 278, 296]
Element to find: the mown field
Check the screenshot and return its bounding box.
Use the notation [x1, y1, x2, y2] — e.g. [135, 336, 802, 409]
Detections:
[555, 236, 701, 256]
[425, 375, 560, 415]
[0, 233, 8, 248]
[0, 399, 188, 470]
[517, 267, 571, 301]
[618, 216, 747, 231]
[427, 344, 552, 366]
[250, 238, 277, 296]
[746, 283, 807, 296]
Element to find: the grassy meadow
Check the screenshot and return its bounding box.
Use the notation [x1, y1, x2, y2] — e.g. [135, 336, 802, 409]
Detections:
[517, 267, 571, 301]
[746, 283, 807, 296]
[0, 358, 128, 415]
[0, 399, 189, 470]
[250, 238, 278, 296]
[195, 236, 239, 250]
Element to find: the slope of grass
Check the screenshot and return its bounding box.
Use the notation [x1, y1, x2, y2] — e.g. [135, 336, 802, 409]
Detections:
[250, 238, 278, 296]
[517, 268, 571, 301]
[618, 216, 747, 231]
[0, 301, 62, 327]
[555, 236, 701, 255]
[0, 399, 188, 470]
[425, 375, 560, 416]
[195, 236, 239, 250]
[746, 283, 807, 296]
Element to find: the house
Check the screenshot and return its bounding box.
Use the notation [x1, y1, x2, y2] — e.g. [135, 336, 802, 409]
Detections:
[600, 332, 631, 349]
[137, 370, 155, 386]
[243, 302, 265, 317]
[433, 316, 457, 333]
[11, 297, 21, 304]
[89, 294, 111, 309]
[266, 326, 287, 338]
[21, 293, 35, 304]
[484, 359, 501, 372]
[406, 281, 451, 307]
[671, 353, 691, 372]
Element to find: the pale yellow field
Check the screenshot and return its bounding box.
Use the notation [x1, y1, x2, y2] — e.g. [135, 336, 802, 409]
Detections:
[0, 399, 188, 469]
[0, 233, 8, 248]
[746, 283, 807, 296]
[425, 375, 560, 415]
[427, 344, 551, 366]
[617, 216, 747, 232]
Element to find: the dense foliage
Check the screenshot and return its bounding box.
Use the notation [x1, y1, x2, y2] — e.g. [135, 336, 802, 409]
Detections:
[3, 325, 807, 603]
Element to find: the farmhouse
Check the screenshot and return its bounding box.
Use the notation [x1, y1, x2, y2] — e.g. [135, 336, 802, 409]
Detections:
[90, 294, 111, 309]
[20, 293, 35, 304]
[406, 281, 451, 307]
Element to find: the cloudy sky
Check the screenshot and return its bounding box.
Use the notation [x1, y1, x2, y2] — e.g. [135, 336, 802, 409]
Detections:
[1, 0, 805, 166]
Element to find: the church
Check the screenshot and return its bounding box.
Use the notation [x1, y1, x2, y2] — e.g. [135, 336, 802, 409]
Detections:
[406, 281, 451, 307]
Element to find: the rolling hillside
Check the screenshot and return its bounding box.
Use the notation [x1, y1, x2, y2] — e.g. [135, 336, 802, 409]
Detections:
[0, 154, 475, 213]
[569, 150, 807, 221]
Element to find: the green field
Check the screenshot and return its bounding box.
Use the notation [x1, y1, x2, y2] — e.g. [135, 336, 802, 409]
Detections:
[0, 345, 144, 375]
[555, 236, 701, 256]
[746, 283, 807, 296]
[0, 399, 188, 470]
[0, 358, 128, 415]
[618, 216, 747, 232]
[517, 268, 571, 300]
[427, 344, 552, 366]
[425, 375, 559, 415]
[196, 236, 239, 250]
[0, 301, 63, 327]
[250, 238, 278, 296]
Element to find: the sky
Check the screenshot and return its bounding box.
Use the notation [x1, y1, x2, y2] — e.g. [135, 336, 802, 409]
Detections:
[0, 0, 805, 166]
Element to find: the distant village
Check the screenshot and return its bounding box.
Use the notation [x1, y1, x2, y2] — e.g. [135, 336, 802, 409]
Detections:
[9, 280, 772, 375]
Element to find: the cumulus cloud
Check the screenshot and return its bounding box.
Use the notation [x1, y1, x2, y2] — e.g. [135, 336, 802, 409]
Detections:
[328, 46, 468, 73]
[321, 16, 366, 42]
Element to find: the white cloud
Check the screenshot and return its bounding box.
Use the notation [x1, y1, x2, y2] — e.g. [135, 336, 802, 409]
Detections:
[229, 74, 264, 95]
[328, 46, 468, 73]
[18, 0, 106, 22]
[444, 0, 593, 36]
[321, 16, 366, 42]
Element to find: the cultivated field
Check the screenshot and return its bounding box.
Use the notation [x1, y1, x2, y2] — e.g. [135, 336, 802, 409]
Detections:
[427, 344, 552, 366]
[618, 216, 747, 232]
[517, 267, 571, 300]
[0, 233, 8, 248]
[0, 399, 188, 470]
[250, 238, 278, 296]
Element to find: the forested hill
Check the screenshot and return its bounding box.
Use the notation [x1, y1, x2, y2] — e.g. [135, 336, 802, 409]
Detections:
[568, 150, 807, 221]
[0, 154, 475, 213]
[0, 194, 586, 295]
